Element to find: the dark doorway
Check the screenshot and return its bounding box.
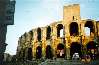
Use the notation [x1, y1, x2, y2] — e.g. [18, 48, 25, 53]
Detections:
[22, 49, 25, 61]
[87, 41, 97, 59]
[29, 30, 33, 41]
[57, 24, 63, 37]
[70, 22, 79, 36]
[37, 28, 41, 41]
[27, 48, 33, 60]
[87, 41, 96, 49]
[85, 21, 94, 35]
[36, 46, 42, 59]
[70, 42, 81, 58]
[46, 45, 53, 59]
[46, 26, 51, 39]
[57, 44, 65, 58]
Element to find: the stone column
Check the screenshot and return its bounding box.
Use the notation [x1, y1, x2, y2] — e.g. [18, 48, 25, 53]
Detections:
[0, 24, 7, 62]
[66, 47, 70, 60]
[66, 39, 71, 60]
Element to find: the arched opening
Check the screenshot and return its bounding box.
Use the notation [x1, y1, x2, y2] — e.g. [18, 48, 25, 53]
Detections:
[22, 49, 25, 61]
[57, 24, 64, 37]
[27, 48, 33, 60]
[46, 45, 53, 59]
[18, 50, 24, 61]
[70, 42, 81, 58]
[57, 43, 65, 58]
[85, 21, 94, 36]
[46, 26, 51, 40]
[24, 32, 27, 41]
[36, 46, 42, 59]
[17, 51, 22, 61]
[29, 31, 33, 41]
[87, 41, 97, 59]
[37, 28, 41, 41]
[70, 22, 79, 36]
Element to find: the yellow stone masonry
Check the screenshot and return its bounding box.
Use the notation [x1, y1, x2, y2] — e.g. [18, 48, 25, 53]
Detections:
[17, 4, 99, 60]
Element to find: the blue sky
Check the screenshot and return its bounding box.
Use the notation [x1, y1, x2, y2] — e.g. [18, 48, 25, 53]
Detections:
[5, 0, 99, 55]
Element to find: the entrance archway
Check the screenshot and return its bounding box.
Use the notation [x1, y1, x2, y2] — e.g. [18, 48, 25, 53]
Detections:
[36, 46, 42, 59]
[70, 22, 79, 36]
[87, 41, 97, 59]
[70, 42, 81, 58]
[57, 43, 65, 58]
[46, 45, 53, 59]
[27, 48, 33, 60]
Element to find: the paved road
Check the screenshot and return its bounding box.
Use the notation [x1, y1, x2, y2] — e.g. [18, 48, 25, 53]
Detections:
[39, 59, 99, 65]
[0, 59, 99, 65]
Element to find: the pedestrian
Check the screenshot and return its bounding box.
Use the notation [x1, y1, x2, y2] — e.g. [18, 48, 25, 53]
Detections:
[85, 55, 91, 63]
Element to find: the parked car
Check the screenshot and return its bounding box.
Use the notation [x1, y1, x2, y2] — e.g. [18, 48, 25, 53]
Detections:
[72, 53, 80, 60]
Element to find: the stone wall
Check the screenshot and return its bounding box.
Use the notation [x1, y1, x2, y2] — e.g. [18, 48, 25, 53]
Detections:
[16, 4, 99, 61]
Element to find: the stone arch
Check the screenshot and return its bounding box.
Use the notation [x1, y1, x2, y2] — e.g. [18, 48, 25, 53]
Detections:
[18, 49, 24, 61]
[69, 22, 79, 36]
[70, 42, 81, 58]
[37, 28, 41, 41]
[57, 24, 64, 37]
[85, 21, 94, 35]
[27, 48, 33, 60]
[46, 26, 51, 39]
[56, 43, 65, 58]
[22, 49, 25, 61]
[46, 45, 53, 59]
[36, 46, 42, 59]
[29, 30, 33, 41]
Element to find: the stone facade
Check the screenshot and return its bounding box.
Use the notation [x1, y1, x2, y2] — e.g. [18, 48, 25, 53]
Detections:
[16, 4, 99, 61]
[0, 0, 16, 61]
